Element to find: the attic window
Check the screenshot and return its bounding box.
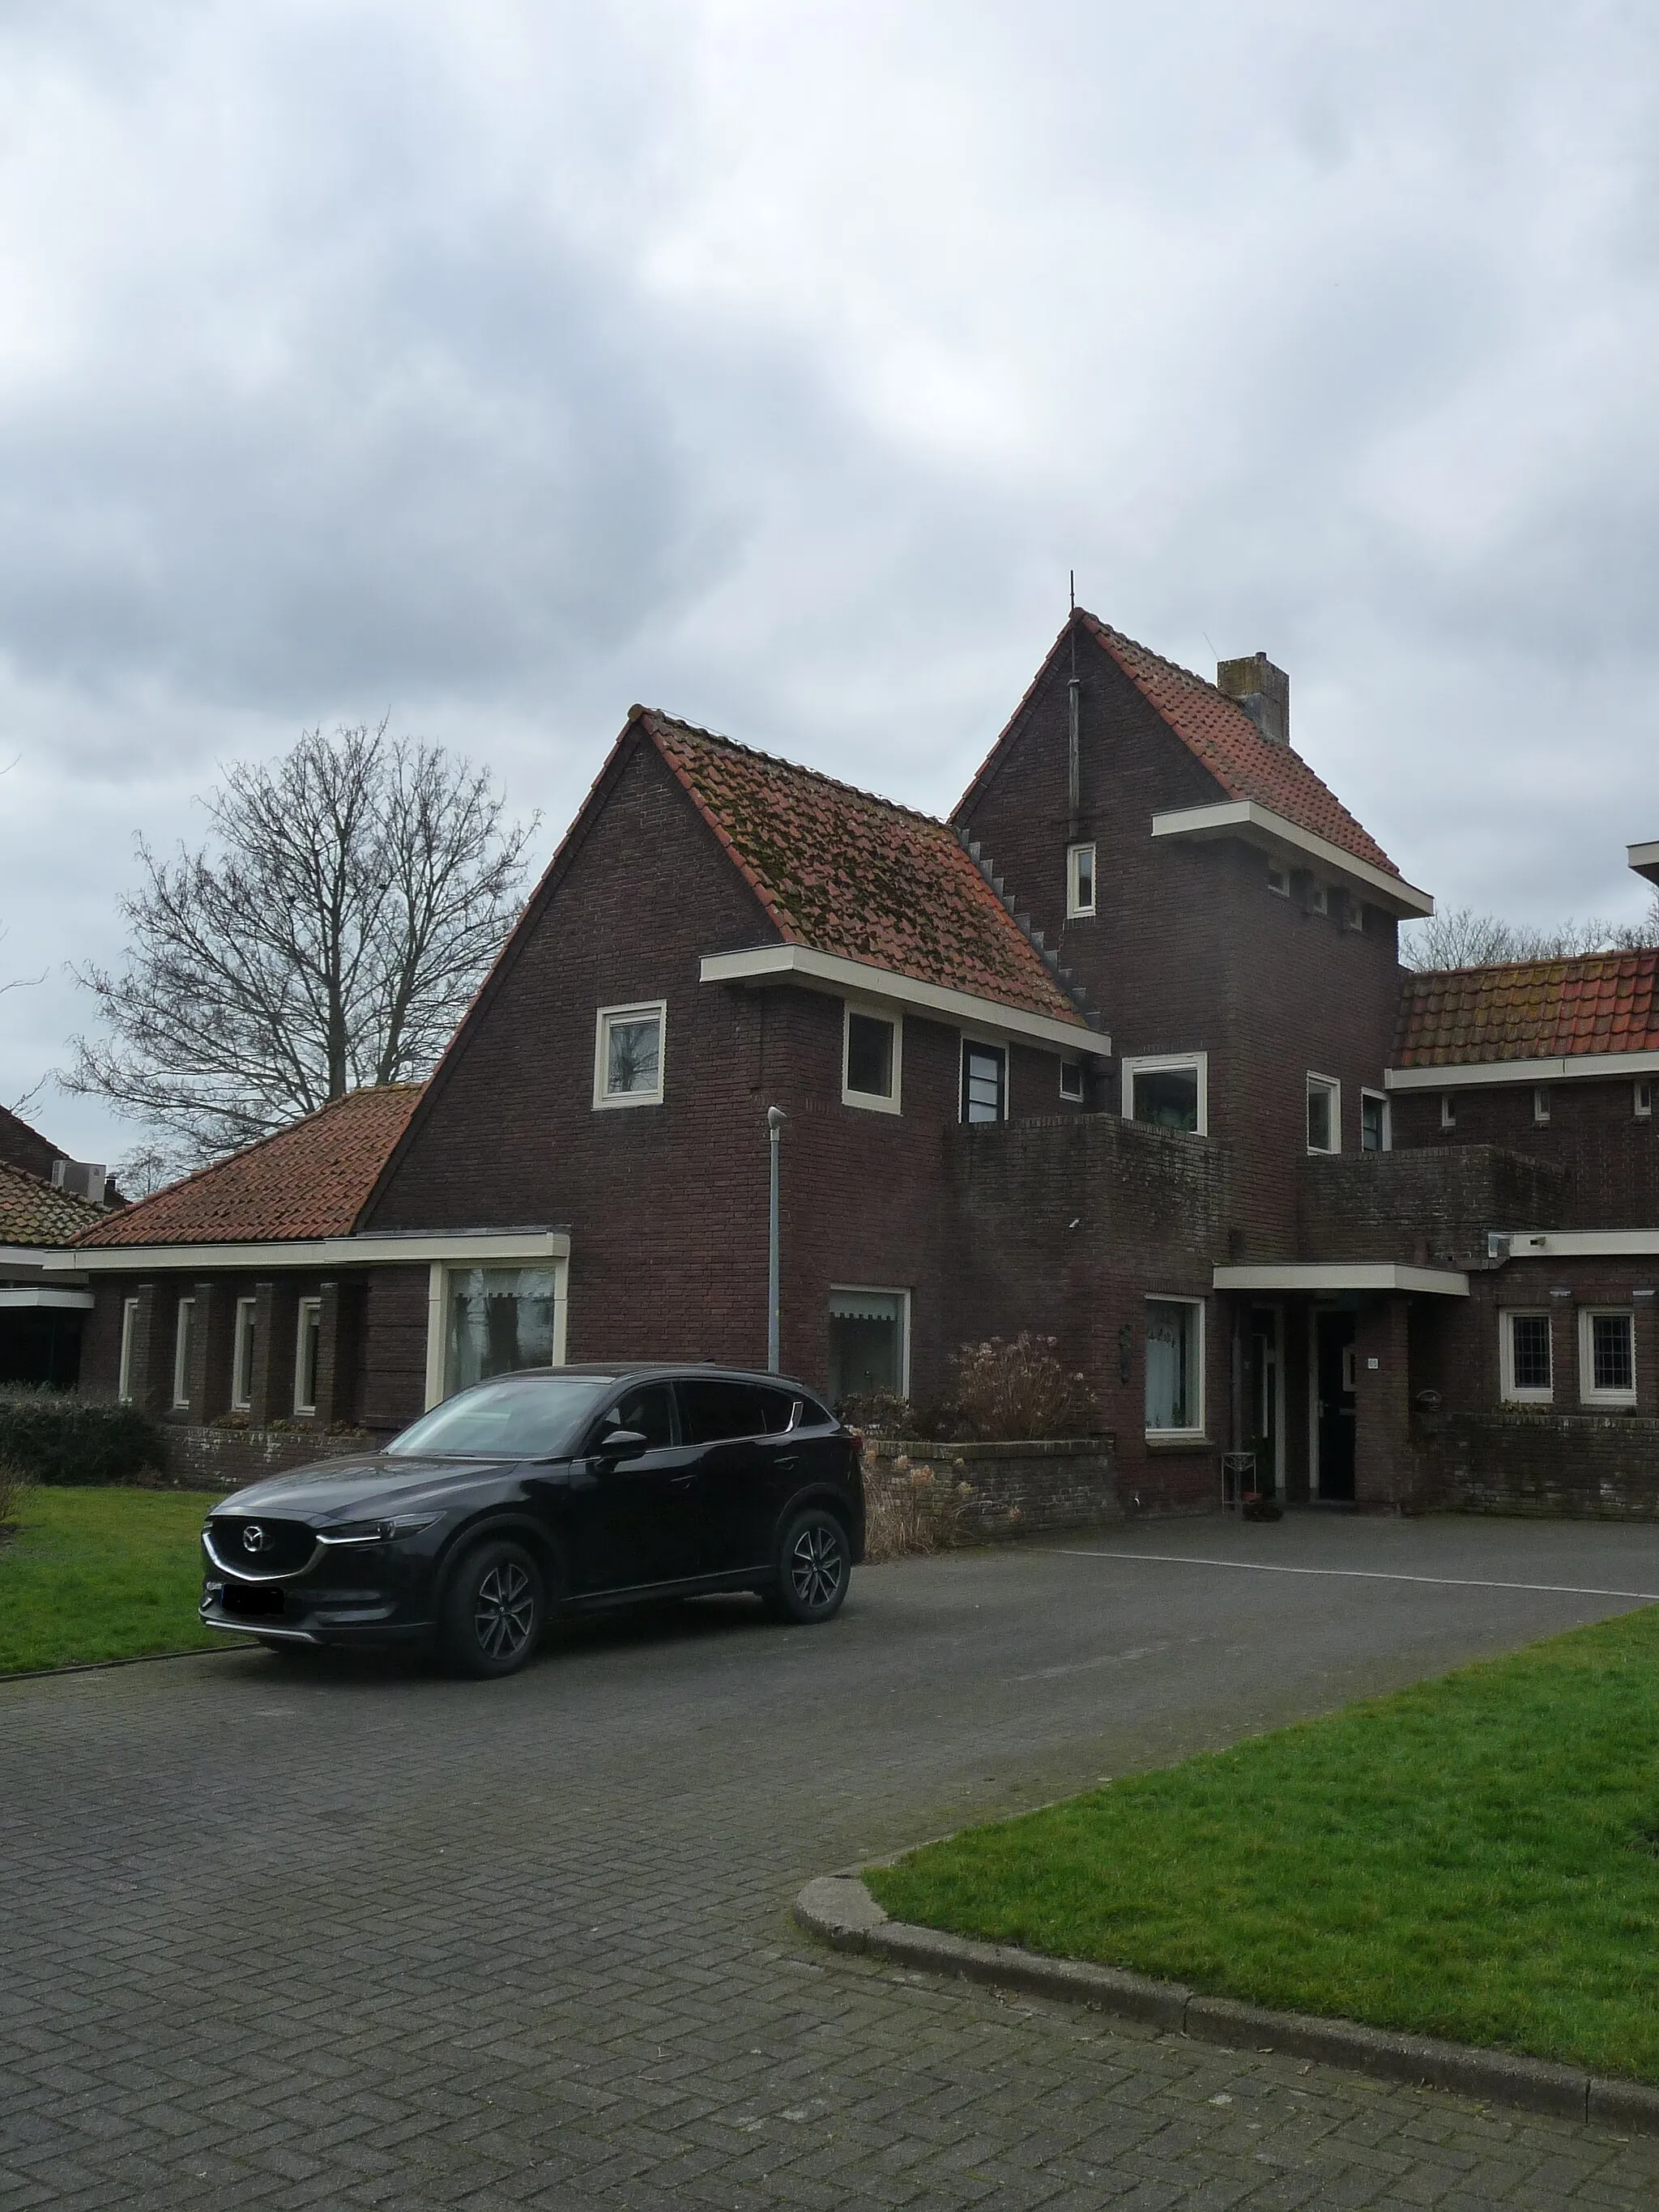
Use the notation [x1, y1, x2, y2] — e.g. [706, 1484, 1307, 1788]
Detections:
[1637, 1080, 1653, 1120]
[1343, 893, 1366, 933]
[1440, 1093, 1456, 1131]
[1266, 860, 1290, 897]
[594, 1002, 666, 1109]
[1067, 843, 1097, 918]
[1533, 1086, 1550, 1127]
[844, 1005, 901, 1113]
[1306, 880, 1328, 917]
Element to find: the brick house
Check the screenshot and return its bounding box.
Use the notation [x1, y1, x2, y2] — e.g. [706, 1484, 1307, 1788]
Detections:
[53, 610, 1659, 1515]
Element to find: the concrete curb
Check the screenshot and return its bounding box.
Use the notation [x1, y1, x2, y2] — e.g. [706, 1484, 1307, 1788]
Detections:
[793, 1873, 1659, 2137]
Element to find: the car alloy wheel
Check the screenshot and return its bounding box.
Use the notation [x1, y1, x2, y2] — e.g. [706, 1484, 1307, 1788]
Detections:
[769, 1507, 850, 1625]
[443, 1538, 545, 1677]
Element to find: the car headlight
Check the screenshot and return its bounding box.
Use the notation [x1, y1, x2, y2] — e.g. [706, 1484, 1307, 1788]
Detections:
[317, 1514, 441, 1546]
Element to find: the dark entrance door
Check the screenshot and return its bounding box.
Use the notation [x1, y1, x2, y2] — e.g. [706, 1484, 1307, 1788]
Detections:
[1315, 1311, 1357, 1502]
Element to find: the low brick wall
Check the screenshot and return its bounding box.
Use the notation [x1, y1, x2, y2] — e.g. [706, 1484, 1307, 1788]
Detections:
[161, 1424, 380, 1493]
[1416, 1412, 1659, 1520]
[865, 1436, 1119, 1540]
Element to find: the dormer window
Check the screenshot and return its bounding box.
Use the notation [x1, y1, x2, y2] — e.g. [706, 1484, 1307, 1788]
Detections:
[1067, 842, 1097, 918]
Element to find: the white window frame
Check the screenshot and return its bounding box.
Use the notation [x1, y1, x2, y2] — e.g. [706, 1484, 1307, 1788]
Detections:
[1059, 1060, 1085, 1103]
[1266, 859, 1290, 898]
[293, 1296, 322, 1417]
[1440, 1091, 1456, 1131]
[231, 1296, 258, 1412]
[828, 1284, 911, 1399]
[1342, 892, 1366, 934]
[1306, 880, 1328, 916]
[842, 1000, 902, 1115]
[1145, 1294, 1205, 1439]
[1066, 842, 1097, 919]
[1122, 1051, 1208, 1137]
[1499, 1309, 1554, 1404]
[592, 999, 667, 1110]
[1359, 1088, 1391, 1153]
[1637, 1080, 1653, 1121]
[1579, 1306, 1636, 1408]
[1307, 1072, 1341, 1155]
[959, 1034, 1009, 1124]
[1533, 1085, 1550, 1127]
[423, 1258, 569, 1409]
[172, 1296, 194, 1410]
[117, 1296, 139, 1404]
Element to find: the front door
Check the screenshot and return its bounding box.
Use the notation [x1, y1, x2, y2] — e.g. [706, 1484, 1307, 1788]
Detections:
[1315, 1311, 1357, 1502]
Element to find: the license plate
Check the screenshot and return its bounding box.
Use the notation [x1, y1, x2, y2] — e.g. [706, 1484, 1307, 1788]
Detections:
[221, 1582, 284, 1619]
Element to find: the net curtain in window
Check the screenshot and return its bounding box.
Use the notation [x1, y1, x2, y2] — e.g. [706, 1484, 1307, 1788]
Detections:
[1145, 1301, 1196, 1430]
[446, 1268, 561, 1394]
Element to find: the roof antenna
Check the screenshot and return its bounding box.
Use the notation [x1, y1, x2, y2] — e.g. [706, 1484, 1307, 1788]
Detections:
[1067, 573, 1081, 832]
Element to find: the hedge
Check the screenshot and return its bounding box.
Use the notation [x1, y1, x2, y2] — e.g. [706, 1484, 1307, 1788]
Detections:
[0, 1389, 166, 1485]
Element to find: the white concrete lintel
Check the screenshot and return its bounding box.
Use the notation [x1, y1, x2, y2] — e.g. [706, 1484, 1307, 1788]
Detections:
[1387, 1050, 1659, 1092]
[1149, 801, 1435, 918]
[1213, 1261, 1469, 1297]
[1629, 839, 1659, 886]
[699, 944, 1111, 1058]
[47, 1229, 572, 1276]
[0, 1287, 95, 1310]
[1500, 1230, 1659, 1259]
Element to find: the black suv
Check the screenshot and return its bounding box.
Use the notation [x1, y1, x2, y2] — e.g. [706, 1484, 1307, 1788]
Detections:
[200, 1365, 864, 1677]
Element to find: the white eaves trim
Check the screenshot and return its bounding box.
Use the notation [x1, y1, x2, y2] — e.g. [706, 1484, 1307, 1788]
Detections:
[1503, 1230, 1659, 1259]
[0, 1287, 95, 1310]
[699, 944, 1111, 1058]
[1213, 1261, 1469, 1297]
[1149, 801, 1435, 918]
[0, 1247, 84, 1279]
[45, 1229, 571, 1276]
[1387, 1049, 1659, 1093]
[1630, 839, 1659, 886]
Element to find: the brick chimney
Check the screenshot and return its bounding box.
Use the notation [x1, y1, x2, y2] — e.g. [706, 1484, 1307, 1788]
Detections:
[1217, 652, 1289, 747]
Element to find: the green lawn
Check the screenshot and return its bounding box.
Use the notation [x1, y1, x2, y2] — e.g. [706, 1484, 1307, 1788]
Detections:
[0, 1485, 240, 1674]
[868, 1606, 1659, 2083]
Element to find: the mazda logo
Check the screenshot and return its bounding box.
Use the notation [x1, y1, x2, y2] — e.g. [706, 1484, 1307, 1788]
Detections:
[241, 1524, 267, 1555]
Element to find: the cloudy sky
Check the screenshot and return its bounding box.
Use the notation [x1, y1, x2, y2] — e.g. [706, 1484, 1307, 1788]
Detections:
[4, 0, 1659, 1163]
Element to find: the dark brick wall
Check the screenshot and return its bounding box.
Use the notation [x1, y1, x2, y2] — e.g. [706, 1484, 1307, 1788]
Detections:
[1417, 1410, 1659, 1519]
[0, 1104, 60, 1182]
[864, 1437, 1124, 1537]
[1299, 1146, 1569, 1264]
[164, 1424, 373, 1494]
[955, 621, 1405, 1259]
[1391, 1077, 1659, 1229]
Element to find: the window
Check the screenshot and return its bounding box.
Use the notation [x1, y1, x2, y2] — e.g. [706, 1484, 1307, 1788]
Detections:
[1580, 1309, 1636, 1406]
[1066, 842, 1097, 918]
[677, 1378, 796, 1443]
[1266, 859, 1290, 898]
[1307, 1074, 1341, 1154]
[1533, 1086, 1550, 1127]
[1302, 877, 1327, 915]
[1500, 1311, 1553, 1403]
[231, 1297, 258, 1411]
[961, 1041, 1007, 1123]
[172, 1297, 195, 1409]
[117, 1296, 139, 1403]
[1145, 1298, 1203, 1435]
[1360, 1090, 1390, 1153]
[827, 1287, 908, 1403]
[593, 1000, 666, 1109]
[843, 1005, 901, 1112]
[1123, 1053, 1207, 1136]
[1342, 893, 1366, 934]
[1059, 1060, 1085, 1103]
[1440, 1092, 1456, 1131]
[1637, 1080, 1653, 1120]
[445, 1266, 561, 1396]
[293, 1297, 322, 1416]
[601, 1381, 678, 1449]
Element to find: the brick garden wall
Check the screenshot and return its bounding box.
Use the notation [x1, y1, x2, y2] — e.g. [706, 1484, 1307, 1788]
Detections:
[160, 1423, 373, 1492]
[1415, 1410, 1659, 1519]
[865, 1435, 1125, 1538]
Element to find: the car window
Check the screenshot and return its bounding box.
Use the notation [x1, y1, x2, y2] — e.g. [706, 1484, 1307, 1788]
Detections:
[755, 1386, 800, 1434]
[602, 1383, 676, 1450]
[794, 1395, 833, 1429]
[386, 1373, 615, 1459]
[677, 1378, 774, 1443]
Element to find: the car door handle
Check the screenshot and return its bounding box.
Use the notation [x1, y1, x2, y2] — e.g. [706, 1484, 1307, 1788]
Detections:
[671, 1473, 698, 1489]
[774, 1454, 798, 1473]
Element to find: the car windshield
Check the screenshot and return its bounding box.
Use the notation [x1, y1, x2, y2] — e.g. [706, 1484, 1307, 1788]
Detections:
[385, 1374, 618, 1461]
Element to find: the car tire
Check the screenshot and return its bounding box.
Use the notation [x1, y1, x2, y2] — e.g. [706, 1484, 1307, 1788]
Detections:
[766, 1507, 851, 1626]
[441, 1539, 546, 1678]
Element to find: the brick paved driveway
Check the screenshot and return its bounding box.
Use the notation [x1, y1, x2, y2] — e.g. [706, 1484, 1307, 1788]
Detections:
[7, 1511, 1659, 2211]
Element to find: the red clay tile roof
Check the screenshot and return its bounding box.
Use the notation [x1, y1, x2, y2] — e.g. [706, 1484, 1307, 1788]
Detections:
[0, 1159, 108, 1247]
[1394, 950, 1659, 1068]
[76, 1085, 425, 1247]
[638, 709, 1086, 1027]
[1077, 616, 1400, 876]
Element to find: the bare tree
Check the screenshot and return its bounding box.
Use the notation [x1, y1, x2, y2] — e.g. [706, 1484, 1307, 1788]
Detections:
[65, 722, 538, 1172]
[1401, 897, 1659, 972]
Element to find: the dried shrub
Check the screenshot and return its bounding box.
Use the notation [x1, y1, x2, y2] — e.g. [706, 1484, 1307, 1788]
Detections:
[863, 1455, 976, 1562]
[946, 1333, 1102, 1443]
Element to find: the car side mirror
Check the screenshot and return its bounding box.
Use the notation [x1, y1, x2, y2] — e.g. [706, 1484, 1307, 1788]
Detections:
[596, 1427, 648, 1458]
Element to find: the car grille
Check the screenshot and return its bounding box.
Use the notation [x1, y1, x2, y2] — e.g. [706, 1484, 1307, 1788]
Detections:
[207, 1516, 317, 1578]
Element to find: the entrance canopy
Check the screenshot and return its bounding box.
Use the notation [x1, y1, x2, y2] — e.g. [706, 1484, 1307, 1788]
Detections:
[1213, 1262, 1469, 1297]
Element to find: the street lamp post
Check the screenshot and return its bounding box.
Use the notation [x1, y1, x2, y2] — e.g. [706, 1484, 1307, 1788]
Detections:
[766, 1106, 785, 1373]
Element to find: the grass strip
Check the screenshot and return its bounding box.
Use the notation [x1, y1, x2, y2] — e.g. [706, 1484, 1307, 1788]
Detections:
[0, 1485, 236, 1674]
[868, 1606, 1659, 2083]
